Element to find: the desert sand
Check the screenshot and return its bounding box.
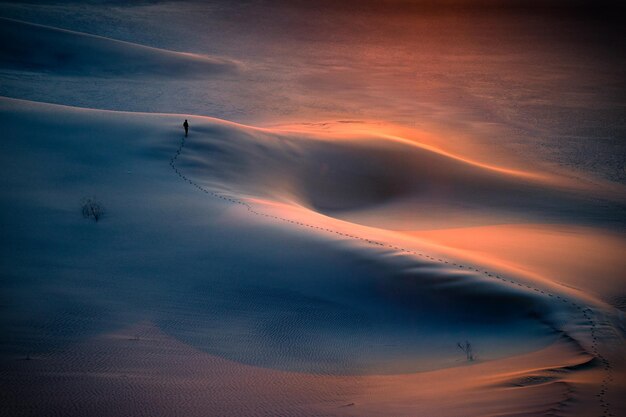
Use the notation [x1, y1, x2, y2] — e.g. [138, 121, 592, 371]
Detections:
[1, 2, 625, 416]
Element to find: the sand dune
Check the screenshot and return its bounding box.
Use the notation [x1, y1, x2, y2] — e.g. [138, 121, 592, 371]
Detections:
[179, 113, 626, 231]
[1, 96, 624, 416]
[0, 17, 238, 77]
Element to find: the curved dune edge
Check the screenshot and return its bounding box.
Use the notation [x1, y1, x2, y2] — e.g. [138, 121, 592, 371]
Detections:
[0, 17, 240, 77]
[0, 96, 624, 416]
[267, 119, 626, 198]
[0, 322, 604, 417]
[171, 108, 626, 233]
[407, 224, 626, 307]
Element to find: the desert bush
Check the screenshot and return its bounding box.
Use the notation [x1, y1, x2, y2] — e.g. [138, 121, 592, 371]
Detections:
[457, 340, 474, 361]
[82, 197, 104, 222]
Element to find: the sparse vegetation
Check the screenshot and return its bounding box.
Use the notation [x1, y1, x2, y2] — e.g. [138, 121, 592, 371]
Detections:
[457, 340, 474, 361]
[82, 197, 104, 222]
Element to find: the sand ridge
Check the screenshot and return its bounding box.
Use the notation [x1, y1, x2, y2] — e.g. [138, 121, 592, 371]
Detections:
[169, 129, 619, 417]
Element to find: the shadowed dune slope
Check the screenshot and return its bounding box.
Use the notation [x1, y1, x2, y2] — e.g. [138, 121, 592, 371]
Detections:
[0, 17, 238, 77]
[0, 98, 576, 367]
[0, 97, 563, 375]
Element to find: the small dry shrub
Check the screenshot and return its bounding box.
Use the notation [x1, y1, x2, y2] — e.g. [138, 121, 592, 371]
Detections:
[82, 197, 104, 222]
[457, 341, 474, 361]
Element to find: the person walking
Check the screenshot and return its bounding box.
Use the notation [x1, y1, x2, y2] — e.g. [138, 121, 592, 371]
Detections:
[183, 119, 189, 137]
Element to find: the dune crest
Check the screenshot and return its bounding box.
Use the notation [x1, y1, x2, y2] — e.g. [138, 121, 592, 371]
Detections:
[0, 17, 239, 77]
[176, 113, 626, 231]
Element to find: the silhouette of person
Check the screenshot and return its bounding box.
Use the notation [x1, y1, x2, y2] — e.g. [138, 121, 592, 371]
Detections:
[183, 119, 189, 137]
